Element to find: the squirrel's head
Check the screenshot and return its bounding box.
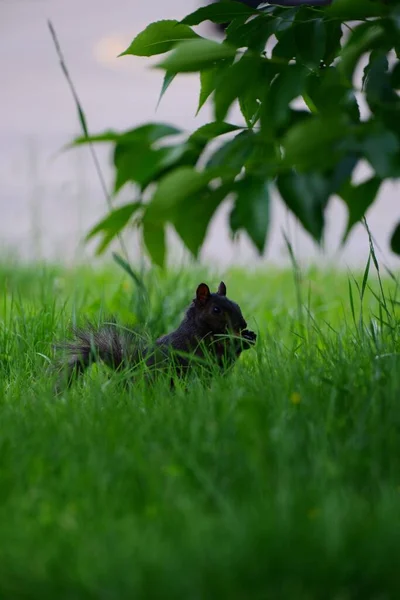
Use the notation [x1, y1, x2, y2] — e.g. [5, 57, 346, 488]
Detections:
[192, 281, 247, 335]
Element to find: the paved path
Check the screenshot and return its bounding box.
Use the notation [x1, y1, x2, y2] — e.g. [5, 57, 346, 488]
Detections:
[1, 0, 399, 269]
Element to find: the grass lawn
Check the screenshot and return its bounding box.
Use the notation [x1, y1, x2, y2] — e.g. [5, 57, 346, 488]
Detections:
[1, 259, 400, 599]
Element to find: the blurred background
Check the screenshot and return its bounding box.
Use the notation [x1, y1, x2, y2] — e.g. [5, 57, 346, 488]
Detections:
[1, 0, 399, 269]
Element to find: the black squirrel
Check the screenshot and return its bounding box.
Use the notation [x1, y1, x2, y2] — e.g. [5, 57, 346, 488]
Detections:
[56, 281, 256, 389]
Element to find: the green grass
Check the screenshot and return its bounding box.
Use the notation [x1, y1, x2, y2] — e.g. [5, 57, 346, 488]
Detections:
[1, 259, 400, 599]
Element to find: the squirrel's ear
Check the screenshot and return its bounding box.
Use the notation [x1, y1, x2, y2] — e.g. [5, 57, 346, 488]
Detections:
[217, 281, 226, 296]
[196, 283, 210, 306]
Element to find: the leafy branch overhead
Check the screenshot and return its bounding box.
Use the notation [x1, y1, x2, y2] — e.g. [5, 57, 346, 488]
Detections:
[73, 0, 400, 266]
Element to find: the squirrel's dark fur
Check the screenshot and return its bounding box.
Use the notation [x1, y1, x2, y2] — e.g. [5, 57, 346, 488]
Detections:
[56, 281, 256, 389]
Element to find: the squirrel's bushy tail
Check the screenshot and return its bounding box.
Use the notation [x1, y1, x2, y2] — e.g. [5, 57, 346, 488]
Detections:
[54, 322, 144, 390]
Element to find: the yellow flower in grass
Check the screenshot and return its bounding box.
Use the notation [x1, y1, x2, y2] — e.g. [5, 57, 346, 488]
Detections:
[290, 392, 301, 405]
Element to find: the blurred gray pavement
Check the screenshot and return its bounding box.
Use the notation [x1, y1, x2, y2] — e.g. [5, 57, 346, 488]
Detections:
[1, 0, 399, 269]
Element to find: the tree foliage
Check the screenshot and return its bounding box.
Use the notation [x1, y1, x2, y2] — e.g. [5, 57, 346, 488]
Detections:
[73, 0, 400, 266]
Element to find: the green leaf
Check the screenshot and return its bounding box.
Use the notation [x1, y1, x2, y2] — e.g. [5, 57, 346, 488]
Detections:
[340, 176, 382, 242]
[271, 30, 296, 64]
[327, 0, 389, 20]
[390, 222, 400, 255]
[275, 109, 312, 137]
[237, 60, 279, 128]
[305, 68, 360, 122]
[181, 1, 259, 26]
[156, 72, 177, 108]
[339, 22, 384, 83]
[363, 51, 400, 136]
[294, 14, 326, 69]
[391, 5, 400, 35]
[230, 176, 270, 253]
[282, 114, 349, 171]
[261, 64, 308, 133]
[224, 14, 247, 38]
[206, 130, 256, 177]
[142, 219, 166, 268]
[119, 20, 199, 57]
[86, 202, 142, 254]
[113, 143, 189, 193]
[363, 50, 380, 91]
[391, 62, 400, 89]
[244, 140, 280, 178]
[119, 123, 182, 144]
[214, 54, 266, 121]
[146, 166, 227, 221]
[71, 130, 122, 146]
[197, 69, 218, 114]
[85, 203, 140, 241]
[72, 123, 182, 147]
[225, 15, 274, 52]
[172, 185, 230, 257]
[103, 125, 185, 193]
[239, 91, 261, 128]
[144, 169, 233, 259]
[326, 154, 359, 195]
[277, 170, 329, 242]
[323, 21, 343, 67]
[155, 39, 237, 73]
[197, 62, 237, 116]
[362, 126, 400, 178]
[273, 7, 299, 36]
[364, 51, 399, 110]
[189, 121, 242, 144]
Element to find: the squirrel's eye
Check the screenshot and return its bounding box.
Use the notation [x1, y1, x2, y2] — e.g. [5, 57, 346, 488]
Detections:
[212, 306, 221, 314]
